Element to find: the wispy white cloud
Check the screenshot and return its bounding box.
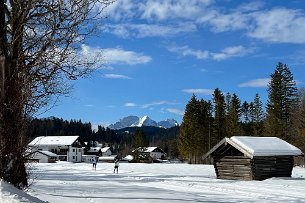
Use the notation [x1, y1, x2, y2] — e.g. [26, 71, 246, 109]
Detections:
[182, 88, 214, 95]
[168, 45, 209, 59]
[124, 102, 137, 107]
[166, 108, 184, 116]
[239, 78, 270, 88]
[103, 1, 305, 44]
[80, 45, 151, 66]
[168, 45, 253, 61]
[103, 47, 152, 65]
[103, 74, 131, 79]
[248, 8, 305, 43]
[142, 101, 175, 109]
[104, 23, 197, 38]
[198, 11, 251, 33]
[211, 45, 254, 61]
[139, 0, 212, 21]
[103, 0, 137, 21]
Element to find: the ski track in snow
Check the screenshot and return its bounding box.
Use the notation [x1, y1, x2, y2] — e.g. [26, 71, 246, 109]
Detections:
[23, 162, 305, 203]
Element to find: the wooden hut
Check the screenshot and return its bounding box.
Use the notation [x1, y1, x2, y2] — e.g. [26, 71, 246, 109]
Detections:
[202, 136, 303, 181]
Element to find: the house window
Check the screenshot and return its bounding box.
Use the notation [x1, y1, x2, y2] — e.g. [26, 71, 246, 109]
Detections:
[73, 156, 75, 159]
[73, 149, 75, 152]
[79, 149, 81, 152]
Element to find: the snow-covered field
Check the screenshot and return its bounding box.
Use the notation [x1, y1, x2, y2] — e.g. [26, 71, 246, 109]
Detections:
[1, 162, 305, 203]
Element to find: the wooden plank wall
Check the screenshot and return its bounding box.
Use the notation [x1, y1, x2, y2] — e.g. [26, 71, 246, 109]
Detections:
[214, 156, 253, 180]
[214, 155, 294, 181]
[251, 156, 294, 180]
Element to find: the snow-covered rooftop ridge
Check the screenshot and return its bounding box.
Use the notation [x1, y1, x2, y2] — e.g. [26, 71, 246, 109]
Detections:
[28, 136, 79, 146]
[38, 151, 59, 157]
[101, 147, 111, 152]
[87, 147, 102, 153]
[144, 147, 158, 152]
[230, 136, 303, 157]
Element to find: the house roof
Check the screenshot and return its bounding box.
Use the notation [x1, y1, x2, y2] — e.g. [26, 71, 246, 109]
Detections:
[101, 147, 111, 153]
[26, 150, 58, 158]
[28, 136, 80, 146]
[144, 147, 158, 153]
[203, 136, 303, 159]
[37, 151, 59, 157]
[133, 147, 164, 153]
[88, 147, 102, 153]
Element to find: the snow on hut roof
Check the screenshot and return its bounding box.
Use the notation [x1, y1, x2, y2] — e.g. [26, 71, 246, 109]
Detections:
[28, 136, 79, 146]
[203, 136, 303, 160]
[230, 136, 303, 157]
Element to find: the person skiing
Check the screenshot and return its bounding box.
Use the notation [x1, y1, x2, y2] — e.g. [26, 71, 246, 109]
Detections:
[114, 159, 119, 174]
[92, 157, 97, 169]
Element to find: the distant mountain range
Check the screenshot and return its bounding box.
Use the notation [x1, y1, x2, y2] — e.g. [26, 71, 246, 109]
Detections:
[108, 116, 178, 130]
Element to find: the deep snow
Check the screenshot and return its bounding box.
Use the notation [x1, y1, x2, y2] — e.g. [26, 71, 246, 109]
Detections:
[1, 162, 305, 202]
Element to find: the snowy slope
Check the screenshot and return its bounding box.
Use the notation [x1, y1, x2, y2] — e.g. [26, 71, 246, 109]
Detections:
[0, 180, 46, 203]
[131, 115, 158, 127]
[2, 162, 305, 203]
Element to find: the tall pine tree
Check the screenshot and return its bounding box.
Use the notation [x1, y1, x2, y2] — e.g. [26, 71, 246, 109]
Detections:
[212, 88, 226, 145]
[265, 62, 298, 142]
[225, 93, 241, 136]
[249, 93, 265, 136]
[178, 95, 212, 164]
[178, 95, 199, 163]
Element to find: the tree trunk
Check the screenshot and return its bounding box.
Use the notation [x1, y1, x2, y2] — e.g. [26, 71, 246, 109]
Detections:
[0, 57, 28, 188]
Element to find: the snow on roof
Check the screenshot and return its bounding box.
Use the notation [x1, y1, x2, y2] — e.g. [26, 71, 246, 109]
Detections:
[123, 155, 134, 161]
[144, 147, 158, 153]
[230, 136, 303, 157]
[99, 155, 117, 161]
[38, 151, 59, 157]
[133, 147, 163, 153]
[101, 147, 111, 152]
[28, 136, 79, 146]
[88, 147, 101, 153]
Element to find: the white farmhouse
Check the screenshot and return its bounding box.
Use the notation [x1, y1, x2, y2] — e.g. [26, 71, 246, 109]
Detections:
[134, 147, 166, 160]
[28, 136, 85, 163]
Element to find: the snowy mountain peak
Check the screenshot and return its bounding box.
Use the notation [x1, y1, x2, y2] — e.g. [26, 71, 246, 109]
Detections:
[108, 116, 178, 130]
[132, 115, 158, 127]
[157, 119, 179, 128]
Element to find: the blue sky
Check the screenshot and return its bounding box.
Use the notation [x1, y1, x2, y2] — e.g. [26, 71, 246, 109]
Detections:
[40, 0, 305, 128]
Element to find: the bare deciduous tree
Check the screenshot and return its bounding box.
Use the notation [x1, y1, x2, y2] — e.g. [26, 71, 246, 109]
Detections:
[0, 0, 113, 188]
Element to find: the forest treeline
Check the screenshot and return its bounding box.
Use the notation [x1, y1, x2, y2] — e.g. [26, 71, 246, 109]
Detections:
[28, 62, 305, 163]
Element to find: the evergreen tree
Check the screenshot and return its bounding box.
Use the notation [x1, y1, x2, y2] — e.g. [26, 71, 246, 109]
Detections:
[178, 95, 213, 164]
[293, 88, 305, 153]
[132, 129, 147, 162]
[212, 88, 226, 145]
[241, 101, 251, 135]
[265, 62, 298, 142]
[249, 93, 265, 136]
[178, 95, 200, 163]
[198, 99, 213, 158]
[225, 93, 241, 136]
